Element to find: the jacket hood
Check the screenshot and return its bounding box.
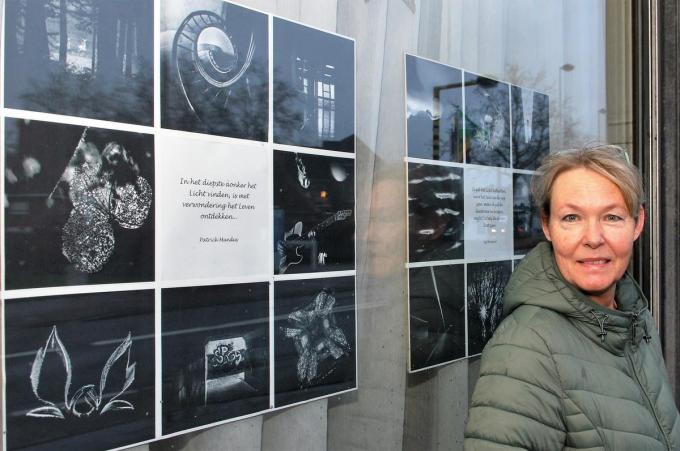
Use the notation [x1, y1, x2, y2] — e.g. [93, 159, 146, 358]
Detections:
[504, 242, 650, 355]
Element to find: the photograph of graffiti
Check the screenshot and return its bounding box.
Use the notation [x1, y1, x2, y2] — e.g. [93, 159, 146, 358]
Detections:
[512, 86, 550, 170]
[405, 54, 463, 162]
[161, 282, 270, 435]
[4, 290, 155, 451]
[466, 260, 512, 355]
[274, 276, 356, 407]
[273, 17, 355, 152]
[408, 264, 465, 371]
[513, 173, 544, 255]
[408, 162, 464, 262]
[4, 118, 155, 290]
[4, 0, 153, 125]
[161, 0, 268, 140]
[464, 72, 511, 167]
[274, 150, 354, 275]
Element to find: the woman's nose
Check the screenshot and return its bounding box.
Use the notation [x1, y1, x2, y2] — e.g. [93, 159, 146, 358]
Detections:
[583, 219, 605, 247]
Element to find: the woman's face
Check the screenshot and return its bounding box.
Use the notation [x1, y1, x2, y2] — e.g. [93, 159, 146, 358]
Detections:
[541, 167, 644, 306]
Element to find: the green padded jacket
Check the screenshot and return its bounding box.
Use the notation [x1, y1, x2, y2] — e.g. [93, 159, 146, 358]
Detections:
[464, 242, 680, 450]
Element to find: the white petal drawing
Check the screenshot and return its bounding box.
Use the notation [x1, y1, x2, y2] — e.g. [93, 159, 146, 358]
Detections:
[29, 326, 73, 411]
[98, 333, 136, 414]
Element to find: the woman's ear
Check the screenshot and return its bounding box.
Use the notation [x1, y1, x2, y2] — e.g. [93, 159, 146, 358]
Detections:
[541, 210, 552, 242]
[633, 206, 645, 241]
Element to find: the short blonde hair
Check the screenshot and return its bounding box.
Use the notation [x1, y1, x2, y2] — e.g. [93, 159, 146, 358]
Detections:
[531, 145, 644, 218]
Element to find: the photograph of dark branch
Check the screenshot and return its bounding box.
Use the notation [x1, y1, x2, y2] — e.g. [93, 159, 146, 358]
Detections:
[512, 86, 550, 170]
[274, 151, 354, 275]
[4, 0, 153, 125]
[466, 260, 512, 355]
[464, 72, 511, 167]
[4, 290, 155, 451]
[408, 162, 464, 262]
[513, 173, 544, 255]
[4, 118, 154, 290]
[161, 0, 269, 140]
[273, 17, 355, 152]
[274, 276, 356, 407]
[161, 283, 269, 435]
[409, 264, 465, 371]
[406, 54, 463, 162]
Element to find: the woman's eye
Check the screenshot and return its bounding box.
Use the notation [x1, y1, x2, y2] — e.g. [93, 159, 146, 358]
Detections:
[605, 214, 623, 222]
[562, 214, 578, 222]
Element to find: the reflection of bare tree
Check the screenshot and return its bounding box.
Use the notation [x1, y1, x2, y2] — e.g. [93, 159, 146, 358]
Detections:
[506, 64, 579, 152]
[467, 263, 511, 342]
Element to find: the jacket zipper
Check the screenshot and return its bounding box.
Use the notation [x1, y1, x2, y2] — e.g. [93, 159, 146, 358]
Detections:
[626, 313, 672, 450]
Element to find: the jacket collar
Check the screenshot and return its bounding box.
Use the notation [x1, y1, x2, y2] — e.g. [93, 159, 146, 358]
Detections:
[504, 242, 650, 355]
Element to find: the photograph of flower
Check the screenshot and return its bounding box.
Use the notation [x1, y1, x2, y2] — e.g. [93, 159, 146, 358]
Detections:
[4, 290, 155, 451]
[274, 276, 356, 407]
[4, 118, 154, 290]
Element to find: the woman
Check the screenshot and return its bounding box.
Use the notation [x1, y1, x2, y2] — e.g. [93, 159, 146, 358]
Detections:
[464, 145, 680, 450]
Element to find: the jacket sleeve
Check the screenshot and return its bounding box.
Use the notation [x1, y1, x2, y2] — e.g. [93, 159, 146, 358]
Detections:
[464, 311, 567, 451]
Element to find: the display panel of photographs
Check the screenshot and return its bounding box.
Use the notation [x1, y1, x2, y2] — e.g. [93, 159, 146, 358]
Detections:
[405, 54, 464, 162]
[4, 0, 154, 125]
[273, 17, 355, 153]
[4, 118, 155, 290]
[463, 71, 511, 168]
[160, 0, 269, 141]
[4, 290, 155, 451]
[407, 162, 464, 263]
[466, 260, 513, 356]
[161, 283, 270, 435]
[274, 150, 355, 275]
[274, 276, 356, 408]
[511, 85, 550, 170]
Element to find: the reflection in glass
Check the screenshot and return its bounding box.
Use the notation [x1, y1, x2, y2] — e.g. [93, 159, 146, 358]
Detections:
[4, 0, 154, 124]
[273, 18, 355, 152]
[513, 173, 544, 255]
[161, 0, 269, 140]
[406, 55, 464, 162]
[512, 86, 550, 170]
[464, 73, 511, 167]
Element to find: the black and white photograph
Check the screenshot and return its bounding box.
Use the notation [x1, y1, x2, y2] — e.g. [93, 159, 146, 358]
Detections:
[274, 276, 356, 407]
[408, 163, 464, 262]
[4, 290, 155, 451]
[466, 260, 512, 355]
[274, 151, 354, 275]
[273, 17, 355, 152]
[161, 283, 270, 435]
[4, 118, 155, 290]
[464, 72, 511, 167]
[405, 54, 464, 162]
[4, 0, 153, 125]
[161, 0, 269, 140]
[512, 86, 550, 170]
[513, 173, 544, 255]
[409, 264, 465, 371]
